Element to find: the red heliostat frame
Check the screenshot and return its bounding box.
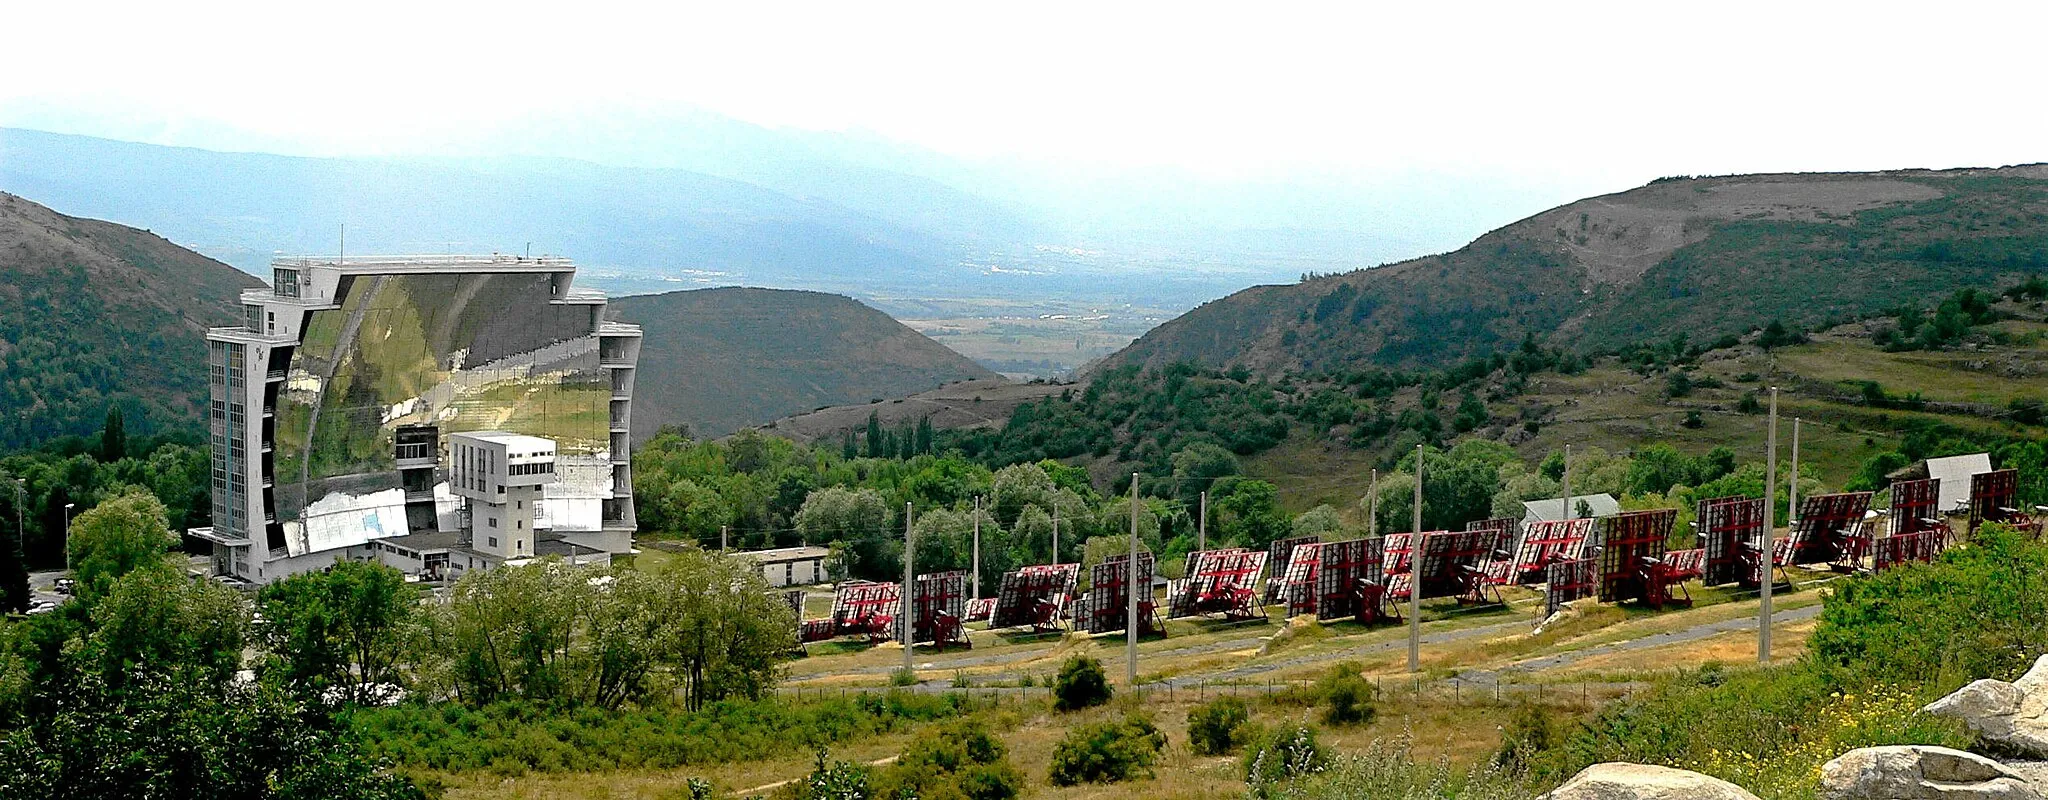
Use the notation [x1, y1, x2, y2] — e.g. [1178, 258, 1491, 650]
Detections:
[1314, 538, 1387, 623]
[911, 570, 970, 649]
[1278, 542, 1324, 617]
[1695, 497, 1764, 586]
[1889, 478, 1944, 537]
[1970, 469, 2035, 535]
[1166, 549, 1268, 621]
[829, 580, 902, 641]
[1414, 530, 1489, 600]
[1509, 518, 1594, 584]
[1265, 535, 1319, 604]
[1544, 556, 1597, 616]
[1792, 492, 1874, 567]
[1076, 553, 1160, 636]
[990, 564, 1079, 631]
[1596, 509, 1676, 604]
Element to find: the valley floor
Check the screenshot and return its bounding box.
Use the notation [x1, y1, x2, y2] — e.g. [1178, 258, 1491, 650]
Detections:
[425, 562, 1839, 799]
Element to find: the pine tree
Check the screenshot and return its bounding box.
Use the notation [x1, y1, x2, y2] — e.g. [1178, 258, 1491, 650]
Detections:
[842, 429, 859, 461]
[100, 406, 127, 462]
[865, 412, 883, 459]
[915, 416, 934, 455]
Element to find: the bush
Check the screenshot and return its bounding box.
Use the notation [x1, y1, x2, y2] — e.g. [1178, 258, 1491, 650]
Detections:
[1052, 655, 1112, 712]
[1314, 663, 1375, 726]
[873, 719, 1024, 800]
[1492, 701, 1561, 771]
[1187, 696, 1252, 756]
[1242, 724, 1329, 795]
[1809, 524, 2048, 687]
[1047, 715, 1165, 785]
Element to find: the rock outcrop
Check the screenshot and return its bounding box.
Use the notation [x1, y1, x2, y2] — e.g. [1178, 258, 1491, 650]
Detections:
[1820, 745, 2040, 800]
[1926, 655, 2048, 757]
[1540, 763, 1762, 800]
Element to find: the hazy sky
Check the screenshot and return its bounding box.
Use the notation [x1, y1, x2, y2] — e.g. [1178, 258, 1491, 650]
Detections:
[9, 1, 2046, 182]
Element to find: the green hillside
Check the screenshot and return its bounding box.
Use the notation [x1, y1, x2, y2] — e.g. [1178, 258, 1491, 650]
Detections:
[611, 287, 998, 439]
[1105, 166, 2048, 375]
[0, 192, 262, 448]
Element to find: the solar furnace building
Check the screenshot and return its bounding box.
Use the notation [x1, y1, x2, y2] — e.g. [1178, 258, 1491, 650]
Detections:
[187, 255, 642, 583]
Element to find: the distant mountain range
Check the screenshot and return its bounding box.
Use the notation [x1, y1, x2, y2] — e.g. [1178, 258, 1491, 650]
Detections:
[1102, 166, 2048, 374]
[610, 287, 997, 439]
[0, 127, 990, 294]
[0, 193, 997, 449]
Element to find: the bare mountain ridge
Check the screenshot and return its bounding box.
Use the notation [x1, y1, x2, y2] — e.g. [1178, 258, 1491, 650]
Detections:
[1103, 165, 2048, 375]
[609, 287, 998, 440]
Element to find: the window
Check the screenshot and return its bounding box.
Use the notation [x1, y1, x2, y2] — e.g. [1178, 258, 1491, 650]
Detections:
[488, 517, 497, 528]
[517, 539, 524, 551]
[785, 563, 793, 584]
[516, 520, 523, 529]
[488, 537, 498, 548]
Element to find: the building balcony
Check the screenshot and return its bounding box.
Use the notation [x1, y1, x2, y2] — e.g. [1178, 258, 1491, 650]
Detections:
[265, 369, 287, 381]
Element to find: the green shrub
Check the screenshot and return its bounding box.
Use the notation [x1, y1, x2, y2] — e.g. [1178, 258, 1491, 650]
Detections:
[1492, 701, 1561, 771]
[1047, 714, 1165, 785]
[1187, 696, 1252, 756]
[874, 719, 1023, 800]
[1314, 663, 1375, 726]
[889, 669, 918, 687]
[1809, 524, 2048, 687]
[794, 750, 871, 800]
[1052, 655, 1112, 712]
[1242, 724, 1329, 795]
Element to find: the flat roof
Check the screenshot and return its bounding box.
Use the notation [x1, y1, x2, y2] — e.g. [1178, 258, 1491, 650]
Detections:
[453, 431, 556, 450]
[740, 546, 832, 564]
[377, 530, 464, 552]
[270, 254, 576, 274]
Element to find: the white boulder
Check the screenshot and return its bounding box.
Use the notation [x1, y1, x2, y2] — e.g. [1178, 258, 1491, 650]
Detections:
[1540, 763, 1761, 800]
[1819, 745, 2039, 800]
[1925, 655, 2048, 757]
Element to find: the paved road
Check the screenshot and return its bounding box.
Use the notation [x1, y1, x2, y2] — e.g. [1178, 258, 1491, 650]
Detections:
[1460, 603, 1824, 685]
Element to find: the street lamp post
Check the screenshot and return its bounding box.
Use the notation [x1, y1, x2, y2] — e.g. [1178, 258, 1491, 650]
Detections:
[63, 502, 75, 572]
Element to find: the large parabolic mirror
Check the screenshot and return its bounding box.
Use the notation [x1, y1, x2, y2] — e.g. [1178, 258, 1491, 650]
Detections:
[270, 273, 610, 554]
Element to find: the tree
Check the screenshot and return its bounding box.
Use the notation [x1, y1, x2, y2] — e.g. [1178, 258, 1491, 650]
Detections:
[657, 479, 734, 544]
[257, 561, 419, 705]
[1170, 442, 1241, 508]
[864, 412, 884, 459]
[1217, 479, 1287, 548]
[99, 406, 127, 463]
[1012, 504, 1056, 564]
[1289, 505, 1346, 540]
[0, 669, 423, 799]
[1052, 655, 1112, 711]
[67, 491, 179, 603]
[795, 487, 896, 581]
[0, 504, 27, 614]
[86, 563, 248, 693]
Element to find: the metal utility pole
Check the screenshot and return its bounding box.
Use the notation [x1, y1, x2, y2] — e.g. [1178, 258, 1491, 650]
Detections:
[1127, 473, 1140, 688]
[1561, 444, 1573, 521]
[903, 502, 914, 674]
[1051, 508, 1060, 566]
[1197, 490, 1208, 553]
[12, 480, 23, 572]
[720, 525, 728, 552]
[1408, 444, 1423, 673]
[1790, 418, 1801, 527]
[1760, 388, 1779, 664]
[1368, 469, 1378, 538]
[63, 503, 75, 572]
[971, 496, 982, 601]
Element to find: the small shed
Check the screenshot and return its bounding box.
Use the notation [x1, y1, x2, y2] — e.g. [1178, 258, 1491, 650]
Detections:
[1521, 494, 1622, 526]
[741, 546, 832, 587]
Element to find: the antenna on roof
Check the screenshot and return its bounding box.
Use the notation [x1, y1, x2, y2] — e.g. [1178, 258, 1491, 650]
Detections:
[339, 223, 346, 264]
[526, 242, 532, 259]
